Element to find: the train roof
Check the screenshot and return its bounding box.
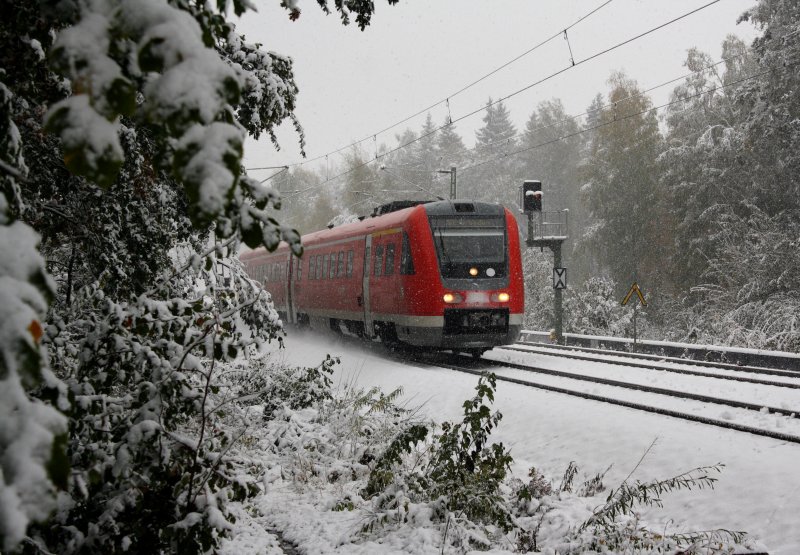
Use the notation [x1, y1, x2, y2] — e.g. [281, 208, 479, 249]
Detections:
[240, 200, 507, 261]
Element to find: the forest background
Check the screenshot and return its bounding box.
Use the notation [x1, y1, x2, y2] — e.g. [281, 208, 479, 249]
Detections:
[272, 16, 800, 353]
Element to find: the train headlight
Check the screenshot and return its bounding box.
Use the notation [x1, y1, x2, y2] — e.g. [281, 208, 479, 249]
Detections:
[491, 292, 510, 303]
[443, 292, 464, 304]
[469, 267, 479, 276]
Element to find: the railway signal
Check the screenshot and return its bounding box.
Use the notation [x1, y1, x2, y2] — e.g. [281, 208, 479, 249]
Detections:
[521, 180, 542, 213]
[522, 179, 567, 344]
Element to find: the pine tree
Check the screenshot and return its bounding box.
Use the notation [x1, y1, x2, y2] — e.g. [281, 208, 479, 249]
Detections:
[436, 118, 467, 170]
[580, 73, 664, 293]
[520, 99, 585, 281]
[468, 99, 519, 205]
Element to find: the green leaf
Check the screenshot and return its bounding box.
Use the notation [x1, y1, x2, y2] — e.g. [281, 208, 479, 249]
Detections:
[106, 77, 137, 117]
[138, 37, 166, 73]
[46, 432, 70, 490]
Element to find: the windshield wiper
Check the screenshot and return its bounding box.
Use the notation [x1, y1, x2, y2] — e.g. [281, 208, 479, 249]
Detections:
[436, 227, 452, 267]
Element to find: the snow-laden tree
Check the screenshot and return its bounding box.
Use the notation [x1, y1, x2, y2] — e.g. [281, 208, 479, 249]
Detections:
[1, 0, 399, 551]
[658, 0, 800, 350]
[462, 98, 520, 206]
[519, 99, 586, 281]
[520, 99, 581, 213]
[0, 77, 68, 555]
[659, 37, 755, 292]
[436, 117, 467, 170]
[342, 145, 382, 215]
[278, 167, 340, 234]
[567, 276, 635, 337]
[579, 73, 665, 295]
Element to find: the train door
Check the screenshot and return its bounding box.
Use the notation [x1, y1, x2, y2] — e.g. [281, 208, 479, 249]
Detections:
[286, 253, 296, 324]
[362, 234, 374, 336]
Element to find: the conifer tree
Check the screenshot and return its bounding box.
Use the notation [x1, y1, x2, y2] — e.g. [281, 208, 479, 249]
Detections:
[468, 99, 519, 205]
[436, 118, 467, 170]
[580, 73, 664, 293]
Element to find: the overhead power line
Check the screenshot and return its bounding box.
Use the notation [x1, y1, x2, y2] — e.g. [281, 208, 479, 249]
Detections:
[450, 25, 800, 168]
[284, 0, 727, 198]
[286, 0, 617, 169]
[459, 65, 785, 175]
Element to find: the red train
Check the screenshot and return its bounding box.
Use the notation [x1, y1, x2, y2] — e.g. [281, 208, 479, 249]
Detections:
[240, 200, 524, 355]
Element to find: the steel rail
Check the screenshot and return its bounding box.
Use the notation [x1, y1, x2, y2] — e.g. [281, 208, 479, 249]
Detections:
[516, 339, 800, 378]
[519, 331, 800, 372]
[418, 355, 800, 445]
[498, 344, 800, 389]
[474, 354, 800, 417]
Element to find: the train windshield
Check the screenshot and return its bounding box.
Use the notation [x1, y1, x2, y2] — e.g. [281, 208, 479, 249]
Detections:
[429, 216, 507, 278]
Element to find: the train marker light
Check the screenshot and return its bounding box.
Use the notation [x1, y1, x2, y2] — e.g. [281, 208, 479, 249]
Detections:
[469, 267, 479, 276]
[443, 292, 464, 304]
[492, 292, 510, 303]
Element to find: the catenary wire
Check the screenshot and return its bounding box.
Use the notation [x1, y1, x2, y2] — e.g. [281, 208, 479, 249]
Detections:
[459, 65, 785, 174]
[434, 24, 800, 165]
[283, 0, 728, 197]
[285, 0, 617, 169]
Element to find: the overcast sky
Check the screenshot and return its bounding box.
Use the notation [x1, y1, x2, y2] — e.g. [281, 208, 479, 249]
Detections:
[235, 0, 759, 178]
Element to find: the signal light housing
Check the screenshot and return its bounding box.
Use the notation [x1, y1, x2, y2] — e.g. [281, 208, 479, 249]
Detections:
[521, 180, 542, 213]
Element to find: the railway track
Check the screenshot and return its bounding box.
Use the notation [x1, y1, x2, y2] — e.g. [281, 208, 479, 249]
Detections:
[518, 330, 800, 371]
[406, 347, 800, 445]
[504, 343, 800, 388]
[515, 340, 800, 379]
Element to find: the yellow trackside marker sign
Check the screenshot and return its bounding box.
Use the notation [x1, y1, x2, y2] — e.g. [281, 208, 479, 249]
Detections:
[621, 282, 647, 307]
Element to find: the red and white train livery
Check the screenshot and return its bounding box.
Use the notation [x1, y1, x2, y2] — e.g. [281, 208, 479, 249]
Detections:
[240, 200, 524, 354]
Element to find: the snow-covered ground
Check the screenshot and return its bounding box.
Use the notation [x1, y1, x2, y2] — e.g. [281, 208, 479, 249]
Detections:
[485, 347, 800, 438]
[231, 330, 800, 554]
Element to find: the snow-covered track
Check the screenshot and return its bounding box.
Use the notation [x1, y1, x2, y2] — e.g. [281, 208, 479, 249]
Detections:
[482, 353, 799, 417]
[410, 353, 800, 445]
[519, 330, 800, 372]
[502, 343, 800, 388]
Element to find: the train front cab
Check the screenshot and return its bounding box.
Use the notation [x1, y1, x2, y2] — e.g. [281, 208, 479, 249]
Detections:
[387, 201, 524, 352]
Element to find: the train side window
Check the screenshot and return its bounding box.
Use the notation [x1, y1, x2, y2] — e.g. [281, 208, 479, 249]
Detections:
[374, 245, 384, 277]
[296, 257, 302, 281]
[309, 256, 316, 280]
[385, 243, 395, 276]
[347, 250, 354, 276]
[322, 254, 329, 279]
[329, 254, 336, 279]
[337, 251, 345, 277]
[400, 232, 415, 275]
[316, 254, 323, 279]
